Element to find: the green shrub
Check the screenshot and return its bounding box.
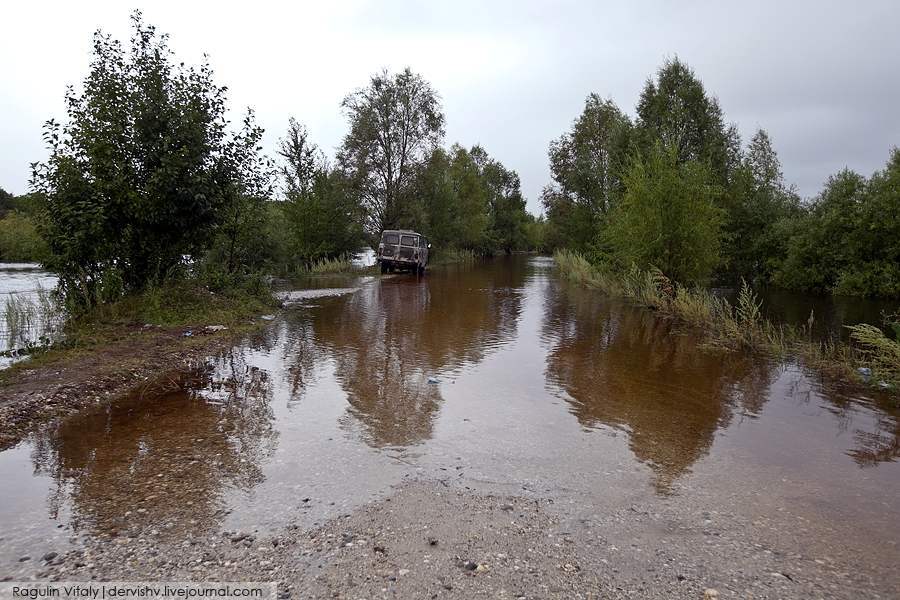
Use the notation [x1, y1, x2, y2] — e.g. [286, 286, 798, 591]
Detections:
[0, 212, 48, 263]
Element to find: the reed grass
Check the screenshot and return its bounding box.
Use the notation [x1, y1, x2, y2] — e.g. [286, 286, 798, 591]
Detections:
[554, 249, 900, 392]
[3, 283, 64, 353]
[430, 248, 479, 266]
[303, 254, 356, 275]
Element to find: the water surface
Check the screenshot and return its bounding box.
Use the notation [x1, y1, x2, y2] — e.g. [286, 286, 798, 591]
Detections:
[1, 256, 898, 574]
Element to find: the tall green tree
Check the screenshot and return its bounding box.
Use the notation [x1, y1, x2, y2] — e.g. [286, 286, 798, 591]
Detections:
[604, 143, 724, 284]
[548, 96, 632, 214]
[278, 119, 362, 265]
[721, 129, 800, 282]
[413, 146, 491, 251]
[547, 95, 632, 250]
[475, 147, 529, 253]
[410, 143, 530, 255]
[540, 185, 579, 252]
[338, 68, 444, 239]
[0, 188, 13, 216]
[31, 11, 271, 306]
[636, 58, 731, 184]
[0, 211, 49, 263]
[213, 111, 276, 274]
[842, 148, 900, 296]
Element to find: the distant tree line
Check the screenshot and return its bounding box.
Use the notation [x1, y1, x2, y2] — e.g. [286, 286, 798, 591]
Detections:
[19, 13, 539, 310]
[542, 58, 900, 297]
[10, 15, 898, 306]
[282, 67, 541, 260]
[0, 188, 48, 263]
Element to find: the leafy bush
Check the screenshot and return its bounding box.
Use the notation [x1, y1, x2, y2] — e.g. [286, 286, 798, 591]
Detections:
[603, 143, 724, 285]
[31, 12, 272, 310]
[0, 212, 48, 263]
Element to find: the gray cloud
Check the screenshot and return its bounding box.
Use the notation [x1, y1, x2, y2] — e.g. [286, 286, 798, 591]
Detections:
[2, 0, 897, 213]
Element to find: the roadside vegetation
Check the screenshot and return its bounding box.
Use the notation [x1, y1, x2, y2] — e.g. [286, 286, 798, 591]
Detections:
[555, 249, 900, 392]
[1, 12, 546, 362]
[544, 57, 899, 392]
[3, 14, 897, 389]
[542, 58, 899, 298]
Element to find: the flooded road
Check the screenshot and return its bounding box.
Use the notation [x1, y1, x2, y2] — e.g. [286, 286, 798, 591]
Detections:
[2, 256, 899, 593]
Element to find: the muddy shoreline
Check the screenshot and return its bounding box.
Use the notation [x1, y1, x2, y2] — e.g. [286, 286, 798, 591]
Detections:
[0, 322, 264, 451]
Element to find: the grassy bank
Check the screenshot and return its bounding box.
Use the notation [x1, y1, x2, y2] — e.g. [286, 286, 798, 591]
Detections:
[554, 250, 900, 392]
[1, 276, 277, 381]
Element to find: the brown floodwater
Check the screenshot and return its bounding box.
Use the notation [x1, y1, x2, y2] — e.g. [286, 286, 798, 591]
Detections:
[1, 256, 899, 574]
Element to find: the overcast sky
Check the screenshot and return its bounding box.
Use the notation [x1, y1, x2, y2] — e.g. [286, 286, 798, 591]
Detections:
[3, 0, 898, 214]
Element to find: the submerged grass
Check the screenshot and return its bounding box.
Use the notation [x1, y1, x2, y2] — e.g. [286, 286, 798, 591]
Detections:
[3, 284, 64, 353]
[554, 249, 900, 393]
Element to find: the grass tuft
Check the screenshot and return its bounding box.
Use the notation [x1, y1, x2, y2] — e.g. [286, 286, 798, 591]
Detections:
[3, 283, 64, 354]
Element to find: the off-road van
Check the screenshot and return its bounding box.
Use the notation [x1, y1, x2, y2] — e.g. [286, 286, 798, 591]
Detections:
[377, 230, 430, 274]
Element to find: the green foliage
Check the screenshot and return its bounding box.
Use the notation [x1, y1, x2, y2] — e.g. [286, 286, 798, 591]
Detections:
[3, 284, 63, 353]
[776, 151, 900, 297]
[335, 69, 535, 257]
[603, 143, 724, 284]
[721, 129, 801, 283]
[277, 119, 363, 269]
[68, 275, 276, 336]
[636, 57, 731, 184]
[0, 189, 45, 218]
[545, 57, 899, 298]
[522, 214, 549, 253]
[299, 255, 356, 275]
[540, 186, 593, 253]
[410, 143, 533, 256]
[338, 68, 445, 239]
[0, 188, 12, 215]
[31, 11, 272, 310]
[546, 95, 632, 251]
[414, 146, 491, 252]
[0, 212, 49, 263]
[847, 323, 900, 386]
[479, 147, 530, 253]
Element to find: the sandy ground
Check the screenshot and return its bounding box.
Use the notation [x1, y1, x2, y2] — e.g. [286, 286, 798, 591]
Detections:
[6, 473, 896, 600]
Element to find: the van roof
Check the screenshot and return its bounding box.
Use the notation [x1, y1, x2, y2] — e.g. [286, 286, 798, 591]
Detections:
[382, 230, 419, 235]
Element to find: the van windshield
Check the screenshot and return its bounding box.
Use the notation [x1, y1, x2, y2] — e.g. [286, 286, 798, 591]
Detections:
[400, 235, 418, 247]
[382, 233, 399, 245]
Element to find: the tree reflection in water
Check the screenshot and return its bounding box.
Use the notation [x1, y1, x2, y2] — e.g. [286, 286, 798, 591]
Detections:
[303, 260, 526, 448]
[543, 279, 777, 494]
[29, 349, 277, 537]
[543, 279, 900, 492]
